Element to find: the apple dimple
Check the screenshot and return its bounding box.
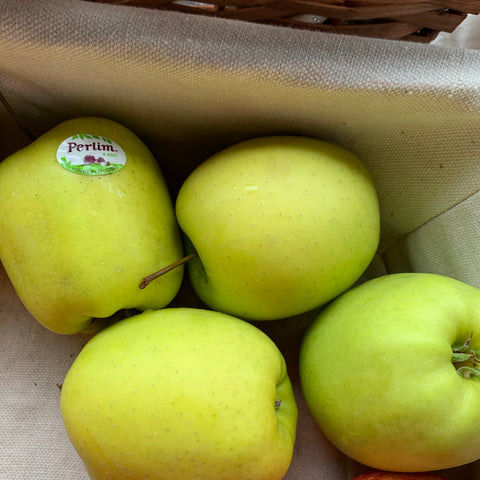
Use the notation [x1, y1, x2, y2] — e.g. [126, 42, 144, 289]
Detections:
[452, 333, 480, 378]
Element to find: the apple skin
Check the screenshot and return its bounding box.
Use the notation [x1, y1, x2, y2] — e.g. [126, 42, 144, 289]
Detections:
[351, 472, 448, 479]
[60, 307, 298, 480]
[0, 117, 184, 334]
[175, 136, 380, 321]
[299, 273, 480, 472]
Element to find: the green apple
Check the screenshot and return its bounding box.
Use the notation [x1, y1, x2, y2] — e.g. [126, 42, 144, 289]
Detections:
[60, 307, 298, 480]
[299, 272, 480, 472]
[0, 117, 184, 334]
[175, 136, 380, 321]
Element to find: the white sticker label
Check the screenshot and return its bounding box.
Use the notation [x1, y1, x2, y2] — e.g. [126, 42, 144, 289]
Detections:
[56, 134, 126, 175]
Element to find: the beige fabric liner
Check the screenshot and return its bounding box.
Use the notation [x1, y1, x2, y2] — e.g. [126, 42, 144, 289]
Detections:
[1, 1, 480, 479]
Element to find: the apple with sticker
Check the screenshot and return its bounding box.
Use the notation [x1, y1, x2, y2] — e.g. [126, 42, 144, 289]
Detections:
[0, 116, 184, 334]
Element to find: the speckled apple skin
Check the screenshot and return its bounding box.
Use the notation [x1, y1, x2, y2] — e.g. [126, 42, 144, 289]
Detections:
[175, 136, 380, 321]
[300, 273, 480, 472]
[0, 117, 184, 333]
[60, 308, 298, 480]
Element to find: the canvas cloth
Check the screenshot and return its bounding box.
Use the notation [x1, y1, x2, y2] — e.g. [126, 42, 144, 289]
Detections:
[1, 1, 480, 479]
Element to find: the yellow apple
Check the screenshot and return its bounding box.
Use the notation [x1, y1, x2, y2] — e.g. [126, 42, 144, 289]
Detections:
[0, 117, 184, 334]
[60, 308, 298, 480]
[300, 273, 480, 471]
[175, 136, 380, 320]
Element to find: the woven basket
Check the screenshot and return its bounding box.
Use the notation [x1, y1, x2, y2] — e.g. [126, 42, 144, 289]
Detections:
[87, 0, 480, 42]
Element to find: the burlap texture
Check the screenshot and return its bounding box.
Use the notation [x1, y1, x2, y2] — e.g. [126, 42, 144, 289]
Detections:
[1, 1, 480, 478]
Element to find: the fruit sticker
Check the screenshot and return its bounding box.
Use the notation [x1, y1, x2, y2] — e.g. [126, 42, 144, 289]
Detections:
[56, 134, 126, 175]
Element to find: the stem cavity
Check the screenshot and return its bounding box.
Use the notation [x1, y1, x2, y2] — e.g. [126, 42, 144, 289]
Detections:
[452, 333, 480, 379]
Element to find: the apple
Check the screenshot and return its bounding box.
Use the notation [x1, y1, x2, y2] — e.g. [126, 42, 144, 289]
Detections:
[351, 472, 448, 480]
[299, 272, 480, 472]
[174, 135, 380, 321]
[60, 307, 298, 480]
[0, 117, 184, 334]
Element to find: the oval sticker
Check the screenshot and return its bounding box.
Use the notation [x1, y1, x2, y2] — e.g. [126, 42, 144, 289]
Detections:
[56, 134, 126, 175]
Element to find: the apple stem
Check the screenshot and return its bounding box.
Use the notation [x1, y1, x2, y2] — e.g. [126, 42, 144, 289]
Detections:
[139, 253, 199, 289]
